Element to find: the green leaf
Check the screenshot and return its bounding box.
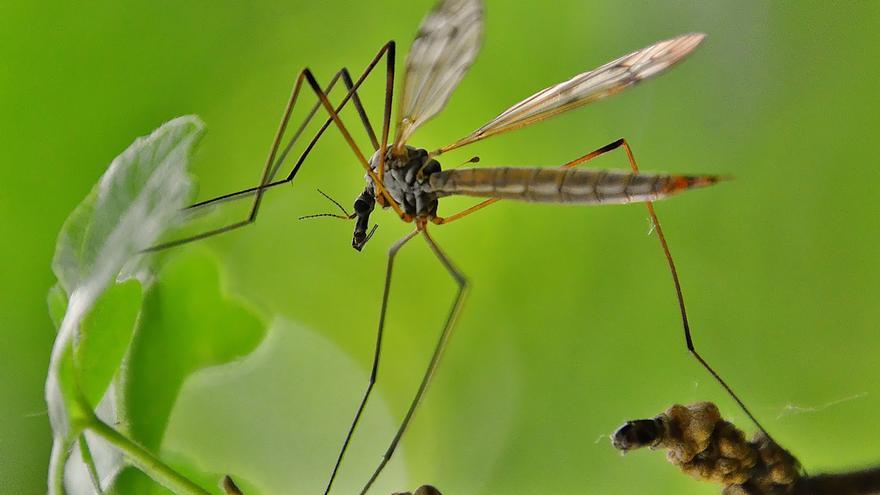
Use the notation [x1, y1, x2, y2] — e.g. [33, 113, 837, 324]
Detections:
[55, 341, 93, 430]
[103, 251, 264, 494]
[45, 116, 203, 476]
[76, 279, 143, 407]
[121, 250, 265, 453]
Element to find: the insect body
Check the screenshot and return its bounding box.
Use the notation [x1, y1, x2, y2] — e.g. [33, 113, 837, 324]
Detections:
[367, 146, 441, 219]
[357, 145, 720, 239]
[430, 167, 718, 204]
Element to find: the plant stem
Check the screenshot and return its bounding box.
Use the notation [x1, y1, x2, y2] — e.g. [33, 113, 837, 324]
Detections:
[87, 418, 211, 495]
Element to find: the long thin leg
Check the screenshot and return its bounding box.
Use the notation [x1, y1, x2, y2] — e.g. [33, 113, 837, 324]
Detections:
[266, 67, 380, 185]
[185, 44, 394, 215]
[302, 68, 405, 219]
[433, 139, 771, 439]
[343, 69, 380, 152]
[145, 42, 396, 252]
[322, 228, 419, 495]
[285, 41, 394, 194]
[617, 139, 773, 440]
[208, 42, 397, 216]
[176, 64, 379, 215]
[143, 70, 309, 252]
[376, 40, 395, 188]
[359, 226, 469, 495]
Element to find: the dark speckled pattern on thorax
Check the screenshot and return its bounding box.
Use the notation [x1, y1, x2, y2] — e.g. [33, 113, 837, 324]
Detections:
[367, 145, 442, 217]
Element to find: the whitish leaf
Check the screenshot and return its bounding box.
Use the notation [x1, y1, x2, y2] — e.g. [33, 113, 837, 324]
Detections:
[48, 283, 69, 330]
[51, 115, 203, 297]
[45, 116, 203, 484]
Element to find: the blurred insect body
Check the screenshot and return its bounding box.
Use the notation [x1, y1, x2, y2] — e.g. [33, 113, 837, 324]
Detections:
[146, 0, 757, 493]
[612, 402, 880, 495]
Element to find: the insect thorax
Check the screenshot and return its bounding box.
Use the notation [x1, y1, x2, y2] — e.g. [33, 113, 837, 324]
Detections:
[367, 145, 442, 218]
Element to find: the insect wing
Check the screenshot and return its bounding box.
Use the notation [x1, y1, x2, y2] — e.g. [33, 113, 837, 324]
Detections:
[439, 33, 705, 153]
[393, 0, 483, 151]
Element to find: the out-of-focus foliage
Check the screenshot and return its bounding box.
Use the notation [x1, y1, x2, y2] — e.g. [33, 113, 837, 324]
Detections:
[2, 1, 878, 494]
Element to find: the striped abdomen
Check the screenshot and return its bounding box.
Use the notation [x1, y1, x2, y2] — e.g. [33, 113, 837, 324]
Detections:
[427, 167, 721, 205]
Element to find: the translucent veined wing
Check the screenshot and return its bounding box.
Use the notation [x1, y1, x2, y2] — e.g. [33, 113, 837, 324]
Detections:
[437, 33, 705, 154]
[393, 0, 483, 153]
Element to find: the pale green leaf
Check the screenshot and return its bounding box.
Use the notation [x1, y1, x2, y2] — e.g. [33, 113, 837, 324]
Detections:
[104, 251, 265, 494]
[76, 279, 143, 407]
[122, 251, 265, 452]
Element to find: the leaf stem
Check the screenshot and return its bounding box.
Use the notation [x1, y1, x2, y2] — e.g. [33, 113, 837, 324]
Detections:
[87, 418, 210, 495]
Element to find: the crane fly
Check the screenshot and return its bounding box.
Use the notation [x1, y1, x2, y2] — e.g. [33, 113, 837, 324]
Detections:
[146, 0, 770, 492]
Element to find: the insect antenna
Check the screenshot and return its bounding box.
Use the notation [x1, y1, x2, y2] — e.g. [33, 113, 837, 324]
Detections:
[298, 188, 355, 220]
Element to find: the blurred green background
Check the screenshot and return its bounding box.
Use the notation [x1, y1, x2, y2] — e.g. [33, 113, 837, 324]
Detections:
[2, 1, 879, 494]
